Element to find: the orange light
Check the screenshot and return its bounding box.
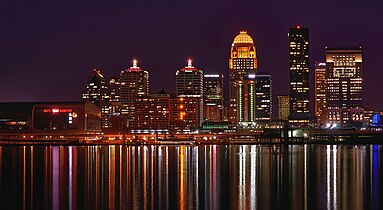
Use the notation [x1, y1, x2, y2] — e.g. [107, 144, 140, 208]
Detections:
[180, 98, 184, 101]
[180, 105, 184, 109]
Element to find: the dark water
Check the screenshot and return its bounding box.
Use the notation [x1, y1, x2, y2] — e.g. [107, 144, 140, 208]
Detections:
[0, 144, 382, 210]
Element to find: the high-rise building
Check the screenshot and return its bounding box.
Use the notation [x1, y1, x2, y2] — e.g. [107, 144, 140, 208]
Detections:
[278, 95, 290, 120]
[203, 74, 224, 122]
[82, 69, 110, 128]
[229, 31, 257, 123]
[237, 73, 256, 123]
[176, 59, 203, 126]
[325, 47, 363, 128]
[254, 73, 272, 122]
[120, 59, 149, 116]
[314, 62, 327, 125]
[176, 59, 203, 98]
[288, 26, 311, 124]
[108, 77, 121, 115]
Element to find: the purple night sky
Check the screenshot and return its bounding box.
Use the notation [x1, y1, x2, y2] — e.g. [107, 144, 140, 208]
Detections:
[1, 0, 382, 114]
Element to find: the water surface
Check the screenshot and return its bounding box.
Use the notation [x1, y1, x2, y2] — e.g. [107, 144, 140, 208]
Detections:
[0, 144, 382, 210]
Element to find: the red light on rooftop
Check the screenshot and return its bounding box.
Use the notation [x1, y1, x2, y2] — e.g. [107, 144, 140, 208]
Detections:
[296, 25, 301, 29]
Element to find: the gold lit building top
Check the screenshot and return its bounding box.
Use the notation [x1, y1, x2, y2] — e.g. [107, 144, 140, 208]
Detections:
[232, 31, 254, 45]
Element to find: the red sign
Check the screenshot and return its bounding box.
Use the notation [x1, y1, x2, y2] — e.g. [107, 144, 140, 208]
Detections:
[43, 108, 73, 113]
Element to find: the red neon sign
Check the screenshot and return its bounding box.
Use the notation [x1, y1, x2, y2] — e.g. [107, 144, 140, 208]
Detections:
[43, 108, 73, 113]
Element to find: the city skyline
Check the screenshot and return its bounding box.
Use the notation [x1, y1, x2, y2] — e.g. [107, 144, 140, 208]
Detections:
[1, 1, 382, 114]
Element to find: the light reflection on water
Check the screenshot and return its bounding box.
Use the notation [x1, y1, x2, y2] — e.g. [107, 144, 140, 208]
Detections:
[0, 144, 382, 210]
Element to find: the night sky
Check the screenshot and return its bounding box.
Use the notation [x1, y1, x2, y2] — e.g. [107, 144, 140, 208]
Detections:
[1, 0, 383, 114]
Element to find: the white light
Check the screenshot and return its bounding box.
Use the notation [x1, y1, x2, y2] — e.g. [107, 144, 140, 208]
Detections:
[248, 74, 256, 79]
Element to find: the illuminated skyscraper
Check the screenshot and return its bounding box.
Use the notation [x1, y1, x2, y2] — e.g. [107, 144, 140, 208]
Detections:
[203, 74, 224, 122]
[176, 59, 203, 98]
[314, 62, 327, 125]
[325, 47, 363, 128]
[229, 31, 257, 123]
[120, 59, 149, 116]
[278, 95, 290, 120]
[82, 69, 110, 128]
[288, 26, 311, 125]
[176, 59, 203, 126]
[254, 73, 272, 122]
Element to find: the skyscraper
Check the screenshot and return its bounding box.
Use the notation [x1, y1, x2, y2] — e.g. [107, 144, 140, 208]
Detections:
[120, 59, 149, 116]
[176, 59, 203, 98]
[325, 47, 363, 128]
[254, 73, 272, 122]
[203, 74, 224, 122]
[314, 62, 327, 125]
[229, 31, 257, 123]
[288, 26, 311, 125]
[176, 59, 203, 127]
[278, 95, 290, 120]
[81, 69, 110, 128]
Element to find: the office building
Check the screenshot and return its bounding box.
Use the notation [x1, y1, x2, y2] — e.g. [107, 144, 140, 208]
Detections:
[120, 60, 149, 116]
[325, 47, 363, 128]
[314, 62, 327, 125]
[288, 26, 311, 125]
[278, 95, 290, 120]
[254, 73, 272, 122]
[81, 69, 110, 128]
[203, 74, 224, 122]
[229, 31, 257, 123]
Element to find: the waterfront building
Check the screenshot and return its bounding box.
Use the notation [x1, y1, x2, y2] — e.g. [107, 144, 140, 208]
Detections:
[203, 74, 224, 122]
[237, 73, 256, 125]
[81, 69, 110, 128]
[229, 31, 257, 123]
[314, 62, 327, 125]
[277, 95, 290, 120]
[120, 59, 149, 116]
[254, 73, 272, 122]
[288, 26, 311, 125]
[128, 92, 171, 132]
[325, 47, 363, 128]
[0, 102, 101, 134]
[176, 59, 203, 126]
[170, 96, 202, 132]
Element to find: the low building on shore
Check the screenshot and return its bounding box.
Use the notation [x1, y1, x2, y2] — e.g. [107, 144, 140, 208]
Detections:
[0, 101, 101, 134]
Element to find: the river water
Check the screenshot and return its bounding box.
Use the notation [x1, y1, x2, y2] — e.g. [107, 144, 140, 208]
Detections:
[0, 144, 382, 210]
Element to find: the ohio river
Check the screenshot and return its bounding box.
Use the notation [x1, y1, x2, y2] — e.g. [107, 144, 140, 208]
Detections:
[0, 144, 382, 210]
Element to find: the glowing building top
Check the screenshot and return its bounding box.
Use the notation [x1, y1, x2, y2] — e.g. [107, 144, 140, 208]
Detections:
[230, 31, 257, 63]
[233, 31, 254, 45]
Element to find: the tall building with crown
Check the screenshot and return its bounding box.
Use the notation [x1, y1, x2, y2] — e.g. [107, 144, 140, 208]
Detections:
[120, 60, 149, 117]
[82, 69, 110, 128]
[229, 31, 257, 124]
[176, 59, 203, 127]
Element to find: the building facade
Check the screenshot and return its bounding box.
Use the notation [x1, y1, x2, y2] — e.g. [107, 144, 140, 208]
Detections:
[325, 47, 363, 128]
[120, 60, 149, 116]
[203, 74, 224, 122]
[278, 95, 290, 120]
[0, 102, 101, 134]
[229, 31, 258, 123]
[81, 69, 110, 128]
[288, 26, 311, 124]
[176, 60, 203, 127]
[314, 62, 327, 125]
[254, 73, 272, 122]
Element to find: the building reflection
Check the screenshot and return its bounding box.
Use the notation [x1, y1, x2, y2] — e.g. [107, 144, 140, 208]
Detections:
[0, 144, 382, 209]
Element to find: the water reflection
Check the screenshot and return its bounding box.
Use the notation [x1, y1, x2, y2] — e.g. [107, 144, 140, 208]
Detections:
[0, 144, 382, 209]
